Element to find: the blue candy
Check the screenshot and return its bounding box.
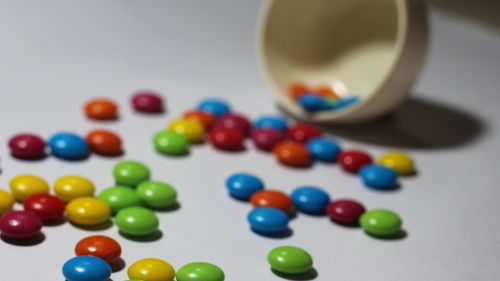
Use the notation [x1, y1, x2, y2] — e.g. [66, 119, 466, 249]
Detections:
[247, 207, 289, 234]
[291, 186, 330, 214]
[253, 115, 288, 132]
[48, 132, 89, 160]
[197, 98, 231, 117]
[62, 256, 111, 281]
[306, 137, 341, 162]
[226, 173, 264, 201]
[359, 164, 398, 189]
[332, 96, 360, 110]
[298, 94, 333, 112]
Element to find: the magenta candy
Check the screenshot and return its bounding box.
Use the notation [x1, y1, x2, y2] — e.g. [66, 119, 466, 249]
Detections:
[131, 91, 164, 113]
[8, 133, 46, 159]
[251, 128, 285, 151]
[0, 210, 43, 239]
[215, 113, 252, 135]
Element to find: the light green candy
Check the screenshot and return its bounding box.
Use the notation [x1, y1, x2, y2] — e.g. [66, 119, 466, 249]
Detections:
[113, 160, 150, 187]
[153, 130, 189, 156]
[116, 206, 159, 236]
[176, 262, 225, 281]
[267, 246, 313, 275]
[136, 181, 177, 208]
[359, 209, 402, 236]
[98, 186, 142, 214]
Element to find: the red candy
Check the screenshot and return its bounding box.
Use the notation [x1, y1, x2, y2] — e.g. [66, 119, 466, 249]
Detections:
[250, 190, 293, 213]
[131, 91, 164, 113]
[326, 199, 366, 224]
[75, 235, 122, 264]
[208, 128, 245, 151]
[8, 133, 46, 159]
[0, 210, 43, 239]
[215, 113, 251, 135]
[23, 193, 66, 221]
[251, 128, 285, 151]
[287, 123, 322, 143]
[337, 150, 373, 173]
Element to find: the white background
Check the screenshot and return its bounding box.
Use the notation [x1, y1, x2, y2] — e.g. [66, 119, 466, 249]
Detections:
[0, 1, 499, 280]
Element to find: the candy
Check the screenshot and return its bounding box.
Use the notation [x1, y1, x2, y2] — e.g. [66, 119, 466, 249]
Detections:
[86, 129, 122, 156]
[359, 209, 402, 236]
[184, 110, 216, 129]
[62, 256, 111, 281]
[287, 123, 322, 143]
[48, 132, 89, 160]
[332, 96, 360, 110]
[168, 118, 205, 143]
[377, 151, 415, 175]
[10, 174, 50, 202]
[250, 190, 293, 213]
[176, 262, 225, 281]
[128, 258, 175, 281]
[131, 91, 164, 113]
[247, 207, 289, 234]
[136, 181, 177, 208]
[54, 175, 95, 202]
[290, 186, 330, 214]
[337, 150, 373, 173]
[197, 98, 231, 117]
[251, 128, 285, 151]
[215, 113, 251, 135]
[208, 128, 245, 151]
[113, 161, 151, 187]
[0, 210, 42, 239]
[298, 94, 332, 112]
[0, 190, 15, 215]
[75, 235, 122, 264]
[267, 246, 313, 275]
[98, 186, 142, 214]
[313, 86, 338, 98]
[253, 115, 288, 132]
[23, 193, 65, 221]
[306, 137, 341, 162]
[273, 142, 311, 167]
[225, 173, 264, 201]
[326, 199, 365, 224]
[153, 130, 189, 156]
[84, 98, 118, 120]
[8, 133, 46, 159]
[66, 197, 111, 226]
[116, 206, 159, 236]
[359, 165, 398, 189]
[288, 82, 310, 100]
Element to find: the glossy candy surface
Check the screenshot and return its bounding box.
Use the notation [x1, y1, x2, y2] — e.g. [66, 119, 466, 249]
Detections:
[168, 118, 205, 143]
[253, 115, 288, 132]
[98, 186, 142, 214]
[10, 174, 50, 201]
[215, 113, 251, 135]
[0, 210, 42, 239]
[49, 132, 89, 160]
[287, 123, 322, 143]
[184, 110, 216, 129]
[75, 235, 122, 264]
[298, 94, 332, 112]
[113, 161, 150, 187]
[153, 130, 189, 156]
[0, 190, 15, 215]
[197, 98, 231, 117]
[54, 175, 95, 202]
[251, 128, 285, 151]
[62, 256, 111, 281]
[176, 262, 225, 281]
[337, 150, 373, 173]
[247, 207, 289, 234]
[66, 197, 111, 226]
[128, 258, 175, 281]
[326, 199, 366, 224]
[23, 193, 65, 221]
[273, 142, 311, 167]
[359, 165, 398, 189]
[86, 129, 122, 156]
[250, 190, 293, 213]
[208, 128, 245, 151]
[8, 133, 46, 159]
[267, 246, 313, 275]
[131, 91, 164, 113]
[225, 173, 264, 201]
[359, 209, 402, 236]
[136, 181, 177, 208]
[116, 206, 159, 236]
[84, 99, 118, 120]
[377, 151, 415, 175]
[291, 186, 330, 214]
[306, 137, 341, 162]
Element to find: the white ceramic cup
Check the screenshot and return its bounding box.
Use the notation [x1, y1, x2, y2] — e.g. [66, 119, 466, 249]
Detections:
[258, 0, 428, 123]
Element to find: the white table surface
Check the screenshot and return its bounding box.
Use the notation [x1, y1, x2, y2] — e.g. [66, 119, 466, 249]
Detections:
[0, 1, 499, 280]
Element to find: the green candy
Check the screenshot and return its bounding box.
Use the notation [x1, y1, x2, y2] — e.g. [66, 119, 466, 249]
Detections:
[136, 181, 177, 208]
[153, 130, 189, 156]
[98, 186, 142, 214]
[267, 246, 313, 275]
[359, 209, 402, 236]
[113, 160, 150, 187]
[176, 262, 225, 281]
[115, 206, 159, 236]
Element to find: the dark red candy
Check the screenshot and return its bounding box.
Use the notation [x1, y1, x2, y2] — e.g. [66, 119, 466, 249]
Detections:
[287, 123, 322, 143]
[8, 133, 46, 159]
[337, 150, 373, 173]
[131, 91, 164, 113]
[215, 113, 252, 135]
[23, 193, 66, 221]
[0, 210, 43, 239]
[208, 128, 245, 151]
[326, 199, 366, 224]
[251, 128, 285, 151]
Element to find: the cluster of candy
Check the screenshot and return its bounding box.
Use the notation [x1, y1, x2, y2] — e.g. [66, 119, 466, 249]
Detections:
[289, 82, 360, 113]
[63, 235, 225, 281]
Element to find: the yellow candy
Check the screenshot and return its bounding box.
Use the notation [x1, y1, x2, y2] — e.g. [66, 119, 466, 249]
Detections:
[168, 118, 205, 143]
[66, 197, 110, 226]
[128, 258, 175, 281]
[9, 174, 50, 201]
[377, 151, 415, 175]
[54, 175, 95, 202]
[0, 190, 15, 215]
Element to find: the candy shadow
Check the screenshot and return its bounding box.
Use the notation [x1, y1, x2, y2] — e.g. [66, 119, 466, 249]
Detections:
[365, 183, 402, 193]
[53, 153, 92, 162]
[271, 268, 318, 280]
[212, 145, 247, 153]
[10, 152, 49, 162]
[94, 149, 125, 158]
[251, 227, 293, 239]
[70, 219, 113, 231]
[110, 258, 126, 273]
[366, 229, 408, 241]
[155, 150, 191, 158]
[119, 230, 163, 242]
[43, 216, 67, 227]
[149, 202, 181, 213]
[329, 219, 361, 228]
[1, 232, 45, 246]
[86, 116, 120, 123]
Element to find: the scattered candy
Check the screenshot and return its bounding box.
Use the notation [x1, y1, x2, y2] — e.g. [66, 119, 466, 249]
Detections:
[8, 133, 46, 160]
[184, 110, 216, 129]
[247, 207, 289, 234]
[128, 258, 175, 281]
[66, 197, 111, 226]
[197, 98, 231, 117]
[10, 174, 50, 201]
[287, 123, 322, 143]
[306, 137, 341, 162]
[116, 206, 159, 236]
[0, 210, 42, 239]
[136, 181, 177, 208]
[267, 246, 313, 275]
[131, 91, 164, 113]
[359, 164, 398, 190]
[326, 199, 365, 225]
[84, 98, 118, 120]
[48, 132, 89, 160]
[253, 115, 288, 132]
[62, 256, 111, 281]
[226, 173, 264, 201]
[291, 186, 330, 214]
[208, 128, 245, 151]
[273, 142, 311, 167]
[75, 235, 122, 264]
[54, 175, 95, 202]
[377, 151, 415, 175]
[215, 113, 251, 135]
[98, 186, 142, 214]
[0, 190, 15, 215]
[176, 262, 225, 281]
[359, 209, 402, 236]
[153, 130, 189, 156]
[168, 118, 205, 143]
[251, 128, 285, 151]
[86, 129, 122, 156]
[250, 190, 293, 213]
[337, 150, 373, 173]
[23, 193, 65, 221]
[113, 160, 151, 187]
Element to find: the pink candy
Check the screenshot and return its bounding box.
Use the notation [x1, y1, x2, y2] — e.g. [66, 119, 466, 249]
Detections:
[251, 128, 285, 151]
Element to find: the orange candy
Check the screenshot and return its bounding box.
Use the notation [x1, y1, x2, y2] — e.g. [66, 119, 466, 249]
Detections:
[75, 235, 122, 264]
[84, 99, 118, 120]
[273, 141, 312, 167]
[314, 86, 339, 99]
[250, 190, 293, 213]
[86, 129, 122, 156]
[288, 82, 310, 100]
[184, 110, 216, 129]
